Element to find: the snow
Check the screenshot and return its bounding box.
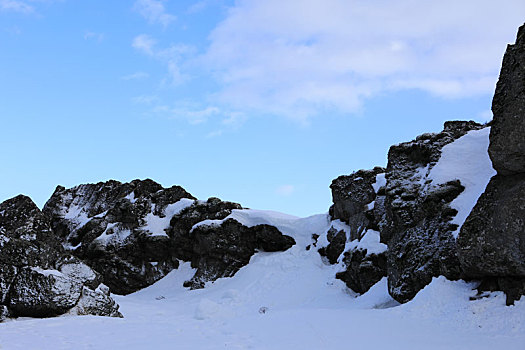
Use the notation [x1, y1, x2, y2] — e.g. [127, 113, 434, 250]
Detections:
[345, 229, 387, 255]
[428, 128, 496, 238]
[30, 267, 64, 278]
[143, 199, 195, 237]
[63, 204, 90, 231]
[95, 223, 131, 246]
[372, 172, 386, 193]
[1, 208, 523, 349]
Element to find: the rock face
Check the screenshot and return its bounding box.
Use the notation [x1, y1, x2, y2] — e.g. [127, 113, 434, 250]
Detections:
[0, 195, 121, 319]
[488, 24, 525, 175]
[43, 180, 296, 295]
[458, 25, 525, 305]
[384, 121, 484, 303]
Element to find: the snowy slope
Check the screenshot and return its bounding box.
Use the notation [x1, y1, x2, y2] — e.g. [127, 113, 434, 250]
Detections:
[1, 209, 524, 350]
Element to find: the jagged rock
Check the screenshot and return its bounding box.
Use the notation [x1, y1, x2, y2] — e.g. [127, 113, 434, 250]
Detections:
[384, 121, 484, 303]
[336, 248, 387, 294]
[489, 24, 525, 175]
[329, 167, 385, 241]
[185, 219, 295, 288]
[43, 179, 196, 294]
[0, 195, 120, 318]
[318, 227, 347, 264]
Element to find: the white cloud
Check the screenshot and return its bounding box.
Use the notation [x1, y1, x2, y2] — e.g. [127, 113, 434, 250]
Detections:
[122, 72, 150, 81]
[133, 0, 176, 27]
[276, 185, 295, 197]
[132, 34, 157, 55]
[0, 0, 34, 13]
[199, 0, 525, 121]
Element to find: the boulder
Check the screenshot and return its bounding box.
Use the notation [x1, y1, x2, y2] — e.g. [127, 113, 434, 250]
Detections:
[185, 219, 295, 288]
[0, 195, 121, 318]
[336, 248, 387, 294]
[318, 226, 347, 264]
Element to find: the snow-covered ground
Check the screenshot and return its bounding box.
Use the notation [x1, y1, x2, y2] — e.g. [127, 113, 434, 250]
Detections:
[1, 209, 524, 350]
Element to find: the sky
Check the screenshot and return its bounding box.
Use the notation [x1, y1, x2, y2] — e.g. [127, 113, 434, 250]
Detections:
[0, 0, 524, 217]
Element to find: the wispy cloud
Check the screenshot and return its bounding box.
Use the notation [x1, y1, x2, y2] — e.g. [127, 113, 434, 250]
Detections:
[132, 34, 194, 85]
[122, 72, 150, 81]
[0, 0, 34, 13]
[133, 0, 176, 28]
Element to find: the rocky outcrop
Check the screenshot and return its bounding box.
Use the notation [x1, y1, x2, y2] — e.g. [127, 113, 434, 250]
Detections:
[43, 179, 197, 294]
[384, 121, 484, 303]
[43, 180, 296, 294]
[329, 167, 385, 241]
[0, 195, 121, 319]
[488, 24, 525, 175]
[185, 219, 295, 288]
[323, 168, 388, 294]
[458, 25, 525, 305]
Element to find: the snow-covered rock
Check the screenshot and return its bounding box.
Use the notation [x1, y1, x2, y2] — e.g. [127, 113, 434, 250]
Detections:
[0, 195, 121, 319]
[43, 179, 196, 294]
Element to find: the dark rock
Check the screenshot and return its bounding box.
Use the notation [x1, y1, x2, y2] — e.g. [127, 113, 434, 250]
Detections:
[318, 227, 346, 264]
[329, 167, 385, 240]
[8, 267, 82, 317]
[458, 174, 525, 294]
[489, 24, 525, 175]
[43, 179, 196, 295]
[0, 195, 121, 318]
[167, 197, 243, 262]
[336, 248, 387, 294]
[185, 219, 295, 288]
[383, 121, 483, 303]
[458, 24, 525, 305]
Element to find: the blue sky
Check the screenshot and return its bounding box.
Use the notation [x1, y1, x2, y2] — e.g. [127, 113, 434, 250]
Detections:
[1, 0, 524, 217]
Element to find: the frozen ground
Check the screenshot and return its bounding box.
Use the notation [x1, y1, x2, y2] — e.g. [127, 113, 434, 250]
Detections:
[1, 209, 524, 350]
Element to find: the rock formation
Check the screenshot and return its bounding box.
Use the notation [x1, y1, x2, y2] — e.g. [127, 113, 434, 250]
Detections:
[43, 180, 296, 294]
[0, 195, 121, 318]
[458, 24, 525, 305]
